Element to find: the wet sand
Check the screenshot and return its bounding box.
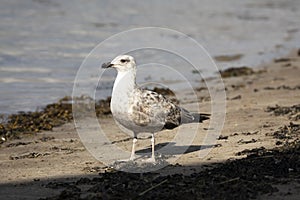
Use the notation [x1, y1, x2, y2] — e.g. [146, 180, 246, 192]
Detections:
[0, 50, 299, 199]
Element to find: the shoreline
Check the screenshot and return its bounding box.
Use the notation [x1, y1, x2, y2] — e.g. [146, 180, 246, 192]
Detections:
[0, 47, 297, 117]
[0, 49, 299, 199]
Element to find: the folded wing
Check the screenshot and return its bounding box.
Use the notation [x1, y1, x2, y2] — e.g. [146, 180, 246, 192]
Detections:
[130, 89, 197, 130]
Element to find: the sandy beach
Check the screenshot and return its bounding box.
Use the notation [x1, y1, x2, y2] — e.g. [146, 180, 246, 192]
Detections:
[0, 50, 299, 199]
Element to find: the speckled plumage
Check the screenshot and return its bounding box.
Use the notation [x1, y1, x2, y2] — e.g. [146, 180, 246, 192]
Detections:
[130, 88, 194, 130]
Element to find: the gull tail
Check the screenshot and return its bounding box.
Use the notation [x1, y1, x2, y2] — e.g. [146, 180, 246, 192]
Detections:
[163, 107, 210, 130]
[189, 113, 210, 123]
[180, 108, 210, 124]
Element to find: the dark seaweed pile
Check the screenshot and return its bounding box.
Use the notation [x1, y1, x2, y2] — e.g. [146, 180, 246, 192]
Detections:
[219, 67, 254, 78]
[151, 87, 175, 96]
[0, 97, 73, 141]
[263, 85, 300, 90]
[219, 66, 266, 78]
[266, 104, 300, 121]
[266, 104, 300, 144]
[42, 138, 300, 200]
[0, 96, 111, 142]
[267, 122, 300, 140]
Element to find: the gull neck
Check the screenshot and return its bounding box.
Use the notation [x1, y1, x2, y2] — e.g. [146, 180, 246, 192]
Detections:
[113, 67, 137, 96]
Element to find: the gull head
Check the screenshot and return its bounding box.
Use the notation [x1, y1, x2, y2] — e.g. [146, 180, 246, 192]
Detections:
[102, 55, 136, 72]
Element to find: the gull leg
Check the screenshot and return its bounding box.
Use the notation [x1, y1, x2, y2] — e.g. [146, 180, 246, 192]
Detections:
[130, 135, 137, 161]
[147, 133, 156, 163]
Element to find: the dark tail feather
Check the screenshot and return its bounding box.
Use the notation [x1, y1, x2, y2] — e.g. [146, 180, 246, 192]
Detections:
[180, 112, 210, 124]
[164, 111, 210, 130]
[190, 113, 210, 123]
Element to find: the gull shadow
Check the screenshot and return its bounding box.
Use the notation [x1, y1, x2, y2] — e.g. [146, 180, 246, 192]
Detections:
[136, 142, 215, 156]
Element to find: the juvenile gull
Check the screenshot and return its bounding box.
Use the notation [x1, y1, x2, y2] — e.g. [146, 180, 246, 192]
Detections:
[102, 55, 208, 162]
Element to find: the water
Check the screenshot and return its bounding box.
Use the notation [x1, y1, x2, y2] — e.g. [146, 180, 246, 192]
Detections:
[0, 0, 299, 114]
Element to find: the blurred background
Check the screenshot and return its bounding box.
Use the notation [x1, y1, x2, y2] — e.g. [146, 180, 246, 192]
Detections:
[0, 0, 299, 114]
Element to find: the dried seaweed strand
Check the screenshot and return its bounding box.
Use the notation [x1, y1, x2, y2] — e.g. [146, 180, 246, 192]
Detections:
[218, 177, 240, 185]
[139, 179, 168, 196]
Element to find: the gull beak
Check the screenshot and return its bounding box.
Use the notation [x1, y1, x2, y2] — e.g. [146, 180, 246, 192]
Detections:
[102, 62, 113, 68]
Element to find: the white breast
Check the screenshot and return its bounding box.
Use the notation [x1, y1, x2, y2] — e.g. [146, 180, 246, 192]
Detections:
[110, 69, 135, 125]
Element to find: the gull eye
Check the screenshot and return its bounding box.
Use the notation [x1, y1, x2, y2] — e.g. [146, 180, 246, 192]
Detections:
[120, 59, 128, 63]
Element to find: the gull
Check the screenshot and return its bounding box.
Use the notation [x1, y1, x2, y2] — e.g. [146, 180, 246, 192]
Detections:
[102, 55, 209, 162]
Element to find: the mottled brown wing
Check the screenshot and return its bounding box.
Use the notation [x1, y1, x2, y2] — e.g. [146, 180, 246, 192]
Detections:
[130, 89, 181, 128]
